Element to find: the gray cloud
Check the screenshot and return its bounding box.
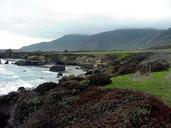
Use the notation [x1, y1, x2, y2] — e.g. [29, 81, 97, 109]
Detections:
[0, 0, 171, 48]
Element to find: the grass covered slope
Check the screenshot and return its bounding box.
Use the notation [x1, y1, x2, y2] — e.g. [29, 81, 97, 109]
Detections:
[105, 69, 171, 106]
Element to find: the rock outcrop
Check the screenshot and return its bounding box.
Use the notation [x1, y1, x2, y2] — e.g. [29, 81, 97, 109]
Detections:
[3, 51, 171, 76]
[49, 65, 65, 72]
[15, 60, 39, 66]
[139, 60, 170, 74]
[57, 72, 63, 77]
[4, 61, 9, 64]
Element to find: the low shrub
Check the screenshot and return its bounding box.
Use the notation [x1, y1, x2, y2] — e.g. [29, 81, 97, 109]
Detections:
[35, 82, 58, 95]
[87, 73, 112, 86]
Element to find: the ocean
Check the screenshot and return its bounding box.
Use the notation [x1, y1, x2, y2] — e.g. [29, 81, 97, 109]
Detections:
[0, 59, 85, 95]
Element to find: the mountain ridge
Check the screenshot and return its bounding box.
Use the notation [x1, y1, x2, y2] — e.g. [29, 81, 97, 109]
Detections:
[20, 28, 171, 52]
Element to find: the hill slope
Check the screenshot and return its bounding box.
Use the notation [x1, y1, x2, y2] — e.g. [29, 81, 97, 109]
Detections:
[20, 28, 171, 51]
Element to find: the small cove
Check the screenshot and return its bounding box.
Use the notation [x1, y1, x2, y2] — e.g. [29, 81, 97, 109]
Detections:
[0, 59, 85, 95]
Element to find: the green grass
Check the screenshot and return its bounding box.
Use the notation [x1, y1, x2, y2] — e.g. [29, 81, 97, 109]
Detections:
[72, 50, 136, 60]
[72, 50, 140, 55]
[71, 48, 171, 56]
[105, 69, 171, 106]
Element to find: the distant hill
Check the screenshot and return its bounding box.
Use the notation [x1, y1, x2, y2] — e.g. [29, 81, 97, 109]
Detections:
[150, 29, 171, 49]
[20, 28, 171, 52]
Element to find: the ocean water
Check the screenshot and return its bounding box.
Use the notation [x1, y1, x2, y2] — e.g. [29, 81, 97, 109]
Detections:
[0, 59, 85, 95]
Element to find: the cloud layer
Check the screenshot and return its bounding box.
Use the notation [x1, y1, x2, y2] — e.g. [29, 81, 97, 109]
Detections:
[0, 0, 171, 49]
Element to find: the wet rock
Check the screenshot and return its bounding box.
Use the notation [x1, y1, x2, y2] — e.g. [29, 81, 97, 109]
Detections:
[57, 72, 63, 77]
[54, 60, 64, 65]
[18, 87, 26, 93]
[75, 67, 80, 69]
[5, 61, 9, 64]
[49, 65, 65, 72]
[15, 60, 39, 66]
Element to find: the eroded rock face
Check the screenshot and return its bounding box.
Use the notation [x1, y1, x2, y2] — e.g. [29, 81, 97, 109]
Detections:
[112, 53, 171, 76]
[49, 65, 65, 72]
[14, 55, 47, 66]
[0, 75, 170, 128]
[139, 60, 170, 74]
[113, 53, 154, 75]
[13, 52, 169, 76]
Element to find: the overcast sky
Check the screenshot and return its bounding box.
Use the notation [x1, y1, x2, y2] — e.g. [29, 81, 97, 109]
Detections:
[0, 0, 171, 49]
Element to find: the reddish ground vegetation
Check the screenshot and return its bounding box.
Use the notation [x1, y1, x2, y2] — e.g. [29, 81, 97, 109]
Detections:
[0, 75, 171, 128]
[67, 88, 171, 128]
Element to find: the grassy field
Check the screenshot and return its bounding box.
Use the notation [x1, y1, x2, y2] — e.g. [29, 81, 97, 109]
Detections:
[105, 69, 171, 106]
[72, 48, 171, 55]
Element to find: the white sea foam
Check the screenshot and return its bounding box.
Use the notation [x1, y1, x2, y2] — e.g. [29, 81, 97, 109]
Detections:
[0, 79, 33, 95]
[0, 63, 85, 95]
[0, 67, 14, 75]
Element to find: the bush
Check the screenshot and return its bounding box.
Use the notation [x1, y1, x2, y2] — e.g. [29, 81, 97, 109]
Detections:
[87, 73, 112, 86]
[35, 82, 58, 95]
[59, 75, 84, 83]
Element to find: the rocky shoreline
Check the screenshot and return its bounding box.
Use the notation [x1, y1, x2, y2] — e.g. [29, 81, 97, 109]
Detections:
[1, 50, 171, 127]
[7, 51, 170, 76]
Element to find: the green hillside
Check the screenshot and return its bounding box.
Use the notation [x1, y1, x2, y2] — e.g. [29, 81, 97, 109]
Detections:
[20, 28, 171, 52]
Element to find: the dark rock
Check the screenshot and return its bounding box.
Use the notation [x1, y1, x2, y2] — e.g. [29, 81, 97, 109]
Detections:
[18, 87, 26, 93]
[5, 61, 9, 64]
[75, 67, 80, 69]
[15, 60, 39, 66]
[54, 60, 64, 65]
[57, 72, 63, 77]
[15, 60, 28, 66]
[85, 70, 94, 75]
[49, 65, 65, 72]
[66, 61, 77, 65]
[81, 64, 94, 70]
[85, 69, 100, 75]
